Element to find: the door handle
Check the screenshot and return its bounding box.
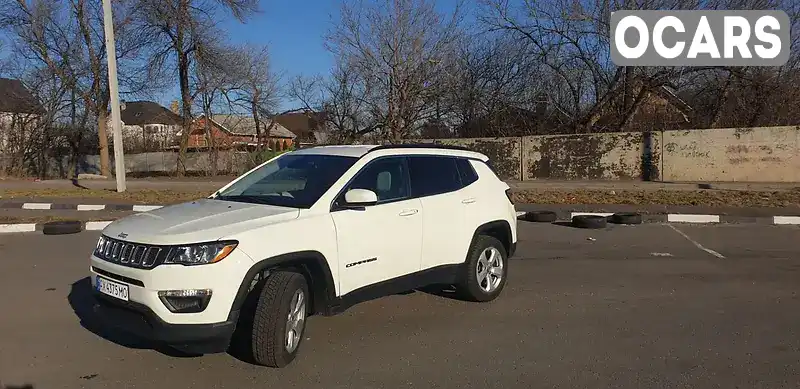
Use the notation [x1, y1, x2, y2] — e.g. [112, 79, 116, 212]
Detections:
[461, 198, 476, 204]
[398, 209, 419, 216]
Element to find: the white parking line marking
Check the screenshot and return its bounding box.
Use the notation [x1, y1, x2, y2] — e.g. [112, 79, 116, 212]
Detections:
[667, 214, 720, 223]
[650, 252, 673, 257]
[132, 205, 162, 212]
[85, 221, 113, 230]
[77, 204, 106, 211]
[667, 224, 725, 259]
[570, 212, 613, 218]
[0, 223, 37, 233]
[22, 203, 51, 210]
[773, 216, 800, 225]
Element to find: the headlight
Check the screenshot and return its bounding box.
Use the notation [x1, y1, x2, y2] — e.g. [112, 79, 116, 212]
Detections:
[164, 241, 238, 266]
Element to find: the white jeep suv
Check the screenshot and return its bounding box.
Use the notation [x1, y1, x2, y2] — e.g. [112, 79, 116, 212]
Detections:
[89, 144, 518, 367]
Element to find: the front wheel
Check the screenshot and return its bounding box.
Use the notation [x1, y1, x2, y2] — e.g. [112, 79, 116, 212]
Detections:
[251, 270, 309, 368]
[457, 235, 508, 302]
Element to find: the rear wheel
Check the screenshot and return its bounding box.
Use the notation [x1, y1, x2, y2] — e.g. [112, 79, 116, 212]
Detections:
[457, 235, 508, 302]
[251, 270, 309, 368]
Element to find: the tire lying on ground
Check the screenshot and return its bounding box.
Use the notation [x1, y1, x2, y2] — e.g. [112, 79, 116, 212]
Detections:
[42, 220, 83, 235]
[610, 212, 643, 225]
[521, 210, 558, 223]
[571, 215, 607, 229]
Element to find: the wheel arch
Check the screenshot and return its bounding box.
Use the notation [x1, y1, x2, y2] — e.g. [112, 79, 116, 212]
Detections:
[230, 250, 337, 317]
[468, 220, 515, 259]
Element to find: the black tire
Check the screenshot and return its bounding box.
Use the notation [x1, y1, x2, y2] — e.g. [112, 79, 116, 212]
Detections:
[571, 215, 607, 229]
[610, 212, 643, 225]
[521, 210, 558, 223]
[456, 235, 508, 302]
[42, 220, 82, 235]
[251, 271, 310, 368]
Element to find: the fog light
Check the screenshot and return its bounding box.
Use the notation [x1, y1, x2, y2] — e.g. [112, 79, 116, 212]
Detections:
[158, 289, 212, 313]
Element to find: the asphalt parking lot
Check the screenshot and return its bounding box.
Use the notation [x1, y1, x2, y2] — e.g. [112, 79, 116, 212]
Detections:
[1, 221, 799, 389]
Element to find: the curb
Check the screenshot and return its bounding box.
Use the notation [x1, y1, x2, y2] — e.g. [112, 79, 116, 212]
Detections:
[2, 202, 164, 212]
[516, 211, 800, 225]
[0, 220, 113, 234]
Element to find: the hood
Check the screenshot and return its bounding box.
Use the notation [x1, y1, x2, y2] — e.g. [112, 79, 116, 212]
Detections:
[101, 198, 299, 245]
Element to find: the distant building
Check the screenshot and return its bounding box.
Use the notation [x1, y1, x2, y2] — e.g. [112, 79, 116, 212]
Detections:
[0, 78, 44, 153]
[273, 109, 330, 146]
[187, 114, 297, 151]
[108, 100, 183, 151]
[592, 83, 694, 133]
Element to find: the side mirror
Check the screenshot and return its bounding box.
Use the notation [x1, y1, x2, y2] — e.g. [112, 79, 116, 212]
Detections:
[343, 188, 378, 207]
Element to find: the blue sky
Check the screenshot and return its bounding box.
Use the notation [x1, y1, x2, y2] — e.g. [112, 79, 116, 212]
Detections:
[195, 0, 472, 112]
[149, 1, 340, 111]
[218, 1, 339, 111]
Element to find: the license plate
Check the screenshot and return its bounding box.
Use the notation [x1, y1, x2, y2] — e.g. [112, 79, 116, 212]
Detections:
[96, 275, 129, 301]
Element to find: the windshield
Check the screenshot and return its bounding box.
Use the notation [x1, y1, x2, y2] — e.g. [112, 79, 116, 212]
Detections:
[215, 153, 359, 209]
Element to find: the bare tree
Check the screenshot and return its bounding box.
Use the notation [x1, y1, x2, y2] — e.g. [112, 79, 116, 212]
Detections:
[0, 68, 76, 177]
[480, 0, 800, 134]
[437, 34, 551, 137]
[325, 0, 465, 141]
[1, 0, 156, 177]
[289, 59, 379, 143]
[136, 0, 258, 176]
[190, 42, 255, 174]
[234, 44, 281, 152]
[193, 47, 231, 175]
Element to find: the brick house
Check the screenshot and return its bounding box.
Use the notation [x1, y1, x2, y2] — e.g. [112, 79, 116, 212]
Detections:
[188, 114, 297, 151]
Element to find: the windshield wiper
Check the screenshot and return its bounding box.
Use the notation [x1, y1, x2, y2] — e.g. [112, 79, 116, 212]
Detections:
[216, 195, 277, 205]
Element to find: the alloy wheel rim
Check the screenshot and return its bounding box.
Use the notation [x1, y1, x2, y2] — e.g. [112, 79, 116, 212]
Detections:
[285, 289, 306, 353]
[476, 247, 504, 293]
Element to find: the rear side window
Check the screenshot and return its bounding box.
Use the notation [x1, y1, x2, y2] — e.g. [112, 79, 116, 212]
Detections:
[408, 156, 461, 197]
[455, 158, 478, 187]
[348, 157, 409, 202]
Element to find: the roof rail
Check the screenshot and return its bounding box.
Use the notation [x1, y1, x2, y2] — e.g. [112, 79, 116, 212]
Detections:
[367, 143, 474, 153]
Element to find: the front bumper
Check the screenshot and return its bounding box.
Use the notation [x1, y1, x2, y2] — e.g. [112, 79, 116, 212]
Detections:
[88, 245, 255, 352]
[92, 291, 238, 354]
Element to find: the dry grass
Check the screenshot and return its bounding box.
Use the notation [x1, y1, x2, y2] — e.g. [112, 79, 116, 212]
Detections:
[1, 189, 209, 204]
[512, 188, 800, 208]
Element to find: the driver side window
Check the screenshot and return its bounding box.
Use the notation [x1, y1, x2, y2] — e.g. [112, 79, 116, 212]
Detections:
[347, 157, 409, 203]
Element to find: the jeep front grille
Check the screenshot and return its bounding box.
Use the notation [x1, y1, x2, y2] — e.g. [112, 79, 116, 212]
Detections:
[94, 236, 168, 269]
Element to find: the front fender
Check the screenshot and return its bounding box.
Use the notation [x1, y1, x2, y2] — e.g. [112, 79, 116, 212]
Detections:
[226, 214, 339, 315]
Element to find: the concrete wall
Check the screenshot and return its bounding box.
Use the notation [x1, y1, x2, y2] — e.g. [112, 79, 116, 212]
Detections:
[425, 125, 798, 182]
[520, 132, 660, 181]
[79, 151, 256, 176]
[661, 126, 800, 182]
[74, 125, 800, 182]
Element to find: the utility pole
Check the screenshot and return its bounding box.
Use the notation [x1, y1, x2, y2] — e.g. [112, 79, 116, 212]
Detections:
[102, 0, 126, 192]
